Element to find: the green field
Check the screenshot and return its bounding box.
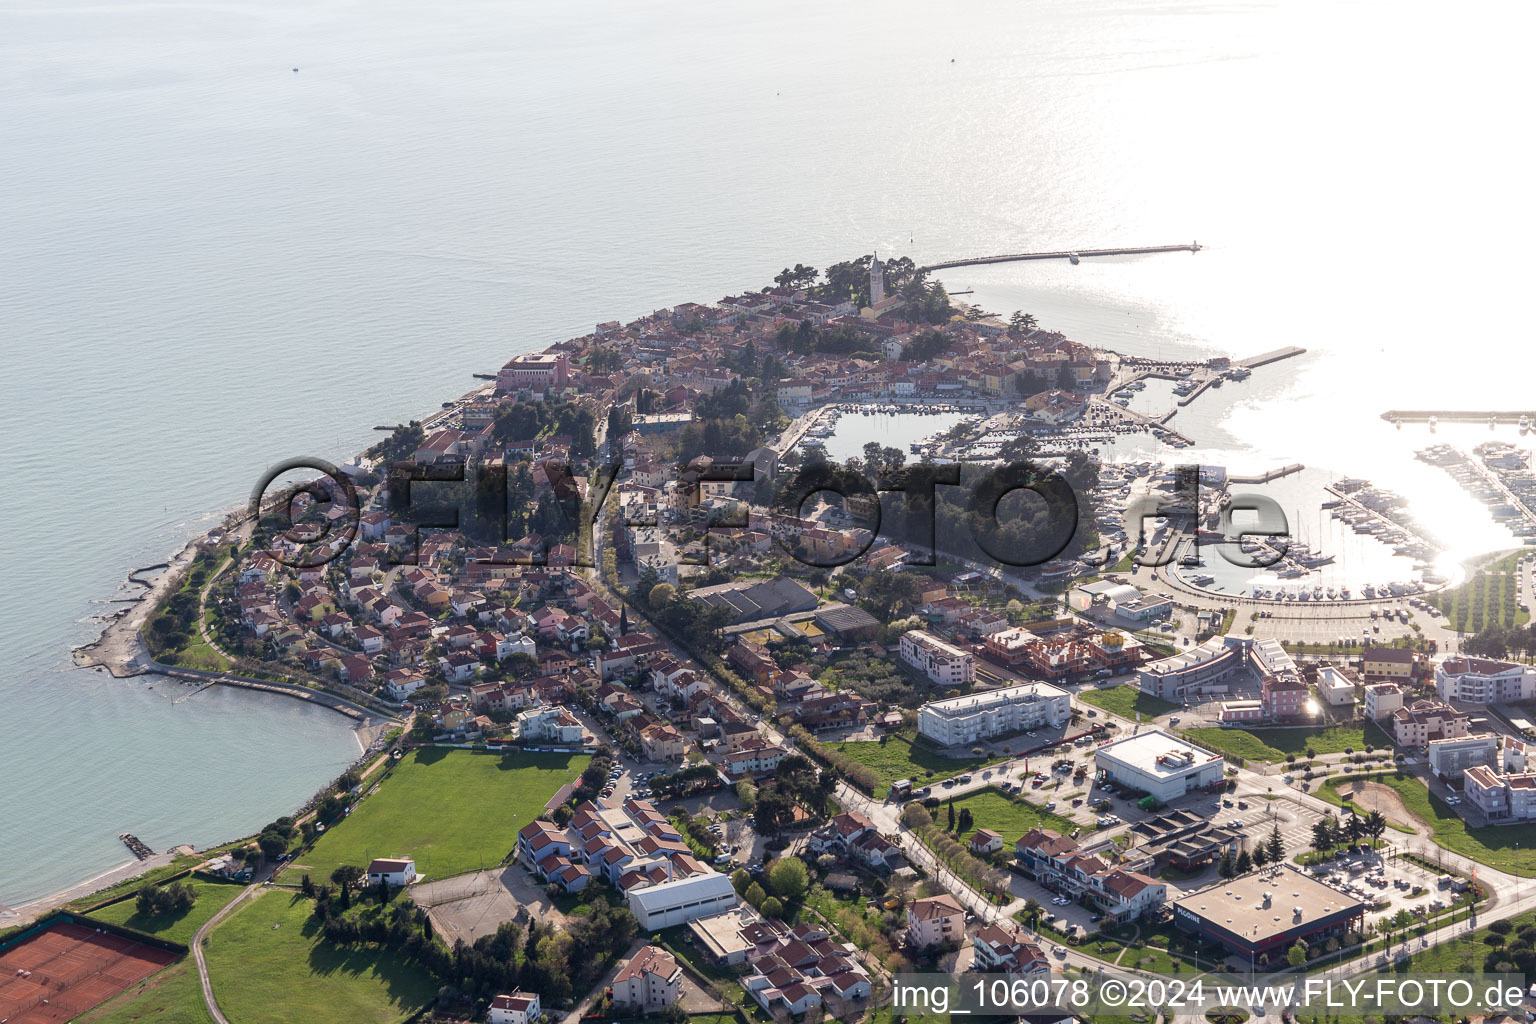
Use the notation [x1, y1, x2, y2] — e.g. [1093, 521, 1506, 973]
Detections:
[1077, 686, 1179, 720]
[951, 786, 1077, 842]
[1429, 551, 1531, 632]
[86, 877, 247, 945]
[298, 748, 589, 881]
[1324, 770, 1536, 874]
[204, 891, 434, 1024]
[75, 960, 213, 1024]
[1180, 725, 1371, 763]
[828, 736, 995, 794]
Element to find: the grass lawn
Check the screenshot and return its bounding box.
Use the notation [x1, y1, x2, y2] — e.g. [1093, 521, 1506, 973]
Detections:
[828, 735, 995, 795]
[74, 960, 213, 1024]
[950, 786, 1077, 840]
[85, 877, 247, 945]
[1077, 686, 1179, 720]
[205, 890, 434, 1024]
[299, 748, 589, 881]
[1181, 725, 1369, 763]
[1324, 770, 1536, 874]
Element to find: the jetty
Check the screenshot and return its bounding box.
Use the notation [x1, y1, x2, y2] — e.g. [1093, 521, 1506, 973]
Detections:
[1382, 410, 1536, 425]
[1235, 346, 1307, 369]
[118, 834, 154, 860]
[1229, 463, 1304, 485]
[920, 241, 1200, 272]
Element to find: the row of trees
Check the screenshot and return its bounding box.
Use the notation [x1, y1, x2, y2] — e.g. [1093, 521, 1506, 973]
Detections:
[785, 724, 881, 796]
[1461, 622, 1536, 661]
[1311, 808, 1388, 852]
[901, 802, 1011, 899]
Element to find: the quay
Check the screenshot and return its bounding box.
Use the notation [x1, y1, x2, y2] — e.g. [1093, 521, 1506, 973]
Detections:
[920, 241, 1200, 272]
[1382, 410, 1536, 424]
[1228, 463, 1305, 485]
[1236, 346, 1307, 369]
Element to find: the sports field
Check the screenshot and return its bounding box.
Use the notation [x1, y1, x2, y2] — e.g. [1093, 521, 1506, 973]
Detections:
[203, 891, 434, 1024]
[0, 920, 179, 1024]
[296, 747, 589, 880]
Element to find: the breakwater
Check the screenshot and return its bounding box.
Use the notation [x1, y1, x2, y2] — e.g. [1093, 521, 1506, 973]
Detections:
[920, 241, 1201, 272]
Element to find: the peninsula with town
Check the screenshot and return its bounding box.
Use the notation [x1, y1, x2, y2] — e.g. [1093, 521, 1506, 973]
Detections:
[11, 253, 1536, 1024]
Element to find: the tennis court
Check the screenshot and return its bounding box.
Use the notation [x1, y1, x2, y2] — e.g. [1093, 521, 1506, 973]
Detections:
[0, 919, 179, 1024]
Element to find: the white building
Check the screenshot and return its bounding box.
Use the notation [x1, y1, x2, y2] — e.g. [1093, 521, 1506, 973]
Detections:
[515, 704, 586, 744]
[628, 872, 738, 930]
[916, 682, 1071, 746]
[1316, 667, 1357, 707]
[365, 857, 417, 888]
[1464, 765, 1536, 822]
[1137, 636, 1247, 701]
[1095, 730, 1225, 802]
[1363, 682, 1405, 721]
[489, 991, 541, 1024]
[1435, 657, 1536, 705]
[899, 629, 974, 686]
[1427, 733, 1500, 777]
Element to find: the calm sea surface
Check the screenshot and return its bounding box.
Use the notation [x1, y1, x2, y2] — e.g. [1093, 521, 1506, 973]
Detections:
[3, 0, 1533, 904]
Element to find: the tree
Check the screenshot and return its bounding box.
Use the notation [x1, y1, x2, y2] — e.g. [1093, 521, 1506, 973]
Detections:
[336, 769, 362, 792]
[1236, 849, 1253, 872]
[1287, 939, 1309, 968]
[957, 808, 974, 836]
[731, 869, 751, 895]
[647, 582, 675, 610]
[1217, 851, 1237, 878]
[1266, 823, 1285, 864]
[761, 896, 784, 919]
[744, 882, 767, 909]
[947, 801, 956, 832]
[1362, 810, 1388, 847]
[1344, 810, 1363, 844]
[769, 857, 809, 903]
[301, 874, 315, 898]
[256, 829, 288, 861]
[1022, 898, 1042, 929]
[331, 864, 364, 889]
[1311, 818, 1336, 853]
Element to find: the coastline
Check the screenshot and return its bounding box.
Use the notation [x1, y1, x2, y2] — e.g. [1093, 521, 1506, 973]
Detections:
[0, 846, 194, 929]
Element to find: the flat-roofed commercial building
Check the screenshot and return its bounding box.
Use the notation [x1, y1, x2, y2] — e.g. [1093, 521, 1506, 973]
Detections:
[1171, 866, 1365, 965]
[917, 681, 1071, 746]
[900, 629, 974, 686]
[1427, 733, 1500, 777]
[1095, 729, 1225, 802]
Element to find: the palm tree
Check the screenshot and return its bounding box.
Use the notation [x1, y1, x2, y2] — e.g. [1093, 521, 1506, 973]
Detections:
[1363, 810, 1388, 848]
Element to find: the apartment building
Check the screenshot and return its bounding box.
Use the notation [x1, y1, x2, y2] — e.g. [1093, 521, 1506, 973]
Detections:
[1435, 657, 1536, 704]
[916, 681, 1071, 745]
[899, 629, 974, 686]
